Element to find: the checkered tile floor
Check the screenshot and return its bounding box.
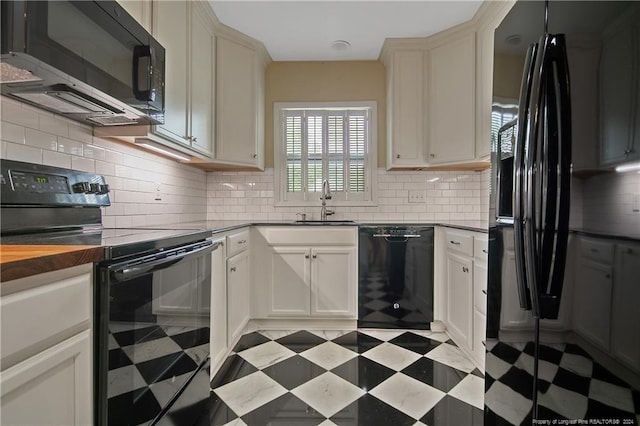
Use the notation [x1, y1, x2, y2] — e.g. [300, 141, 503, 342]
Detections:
[485, 340, 640, 425]
[358, 273, 432, 329]
[107, 322, 210, 426]
[205, 329, 484, 425]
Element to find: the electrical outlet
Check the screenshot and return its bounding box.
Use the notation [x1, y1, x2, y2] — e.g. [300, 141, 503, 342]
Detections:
[154, 185, 162, 201]
[408, 190, 426, 203]
[632, 194, 640, 213]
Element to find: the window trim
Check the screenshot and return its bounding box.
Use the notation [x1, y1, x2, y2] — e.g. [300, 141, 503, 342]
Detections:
[274, 101, 378, 207]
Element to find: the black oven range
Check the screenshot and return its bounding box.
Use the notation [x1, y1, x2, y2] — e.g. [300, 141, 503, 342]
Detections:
[1, 160, 216, 426]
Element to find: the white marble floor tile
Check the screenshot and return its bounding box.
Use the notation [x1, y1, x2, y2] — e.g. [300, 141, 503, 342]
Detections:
[538, 384, 588, 420]
[514, 352, 559, 383]
[485, 381, 532, 426]
[361, 342, 422, 371]
[485, 352, 513, 380]
[161, 325, 198, 336]
[358, 329, 407, 341]
[318, 420, 338, 426]
[408, 330, 450, 343]
[448, 374, 485, 409]
[369, 372, 446, 420]
[559, 352, 593, 378]
[425, 343, 476, 373]
[108, 333, 119, 350]
[107, 365, 147, 398]
[214, 371, 287, 417]
[309, 329, 352, 341]
[413, 422, 428, 426]
[121, 337, 183, 364]
[300, 341, 358, 370]
[237, 341, 296, 369]
[589, 379, 635, 413]
[258, 330, 297, 340]
[291, 372, 365, 417]
[149, 372, 192, 407]
[223, 419, 247, 426]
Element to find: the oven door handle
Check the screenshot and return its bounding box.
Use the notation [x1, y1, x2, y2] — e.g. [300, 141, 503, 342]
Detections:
[110, 241, 220, 282]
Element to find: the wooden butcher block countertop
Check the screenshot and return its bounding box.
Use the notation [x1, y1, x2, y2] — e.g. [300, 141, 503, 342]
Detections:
[0, 245, 104, 282]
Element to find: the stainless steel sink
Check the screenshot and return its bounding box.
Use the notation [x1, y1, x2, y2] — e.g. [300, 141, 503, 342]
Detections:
[294, 220, 356, 224]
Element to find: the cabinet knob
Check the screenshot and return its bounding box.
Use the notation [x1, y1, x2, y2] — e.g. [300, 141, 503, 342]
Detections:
[482, 249, 488, 254]
[305, 254, 310, 259]
[230, 266, 237, 272]
[238, 240, 247, 244]
[482, 289, 487, 295]
[625, 149, 632, 154]
[312, 254, 317, 259]
[450, 240, 461, 245]
[192, 137, 197, 143]
[252, 154, 257, 158]
[183, 135, 190, 141]
[462, 266, 469, 273]
[430, 153, 436, 158]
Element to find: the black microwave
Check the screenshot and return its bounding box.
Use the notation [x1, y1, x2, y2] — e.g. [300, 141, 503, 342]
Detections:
[0, 0, 164, 126]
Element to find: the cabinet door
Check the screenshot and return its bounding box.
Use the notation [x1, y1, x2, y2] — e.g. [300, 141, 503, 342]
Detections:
[216, 37, 260, 166]
[611, 244, 640, 372]
[600, 25, 635, 165]
[1, 331, 91, 426]
[268, 247, 310, 317]
[428, 33, 476, 164]
[473, 309, 486, 369]
[446, 252, 473, 347]
[152, 1, 189, 144]
[227, 251, 250, 344]
[210, 239, 227, 374]
[499, 249, 535, 330]
[311, 247, 357, 318]
[387, 50, 426, 167]
[189, 5, 215, 156]
[117, 0, 151, 30]
[475, 23, 494, 159]
[573, 259, 612, 351]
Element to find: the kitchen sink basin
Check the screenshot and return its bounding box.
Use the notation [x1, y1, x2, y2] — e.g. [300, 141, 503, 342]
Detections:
[294, 220, 356, 224]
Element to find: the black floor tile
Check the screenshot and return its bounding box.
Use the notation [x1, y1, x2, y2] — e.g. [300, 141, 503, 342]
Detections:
[421, 395, 483, 425]
[204, 393, 239, 426]
[331, 356, 395, 392]
[332, 331, 384, 353]
[232, 332, 270, 353]
[551, 367, 591, 395]
[107, 387, 162, 426]
[388, 332, 441, 355]
[401, 357, 466, 393]
[490, 341, 524, 364]
[136, 352, 198, 384]
[210, 354, 258, 389]
[332, 394, 416, 426]
[108, 347, 132, 370]
[275, 330, 326, 352]
[170, 327, 210, 350]
[592, 363, 629, 387]
[261, 355, 326, 390]
[111, 325, 168, 347]
[585, 398, 637, 421]
[241, 393, 325, 425]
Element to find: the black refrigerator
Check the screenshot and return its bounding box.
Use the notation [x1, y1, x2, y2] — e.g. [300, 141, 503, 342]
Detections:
[485, 1, 640, 424]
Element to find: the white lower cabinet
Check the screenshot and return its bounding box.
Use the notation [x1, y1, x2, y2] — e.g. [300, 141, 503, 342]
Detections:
[573, 258, 613, 351]
[210, 237, 228, 375]
[227, 250, 250, 343]
[253, 227, 358, 320]
[439, 227, 487, 369]
[610, 243, 640, 373]
[0, 265, 93, 426]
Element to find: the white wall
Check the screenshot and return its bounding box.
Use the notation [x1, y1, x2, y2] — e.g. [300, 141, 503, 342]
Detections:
[1, 97, 208, 227]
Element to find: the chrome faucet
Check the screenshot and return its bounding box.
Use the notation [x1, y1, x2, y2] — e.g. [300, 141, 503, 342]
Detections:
[320, 179, 334, 221]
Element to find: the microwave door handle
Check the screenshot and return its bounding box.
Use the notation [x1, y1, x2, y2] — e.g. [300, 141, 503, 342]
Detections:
[541, 34, 572, 319]
[133, 45, 153, 101]
[514, 42, 537, 311]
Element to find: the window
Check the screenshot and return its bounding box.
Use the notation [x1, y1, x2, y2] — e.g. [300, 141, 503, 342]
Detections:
[274, 102, 377, 206]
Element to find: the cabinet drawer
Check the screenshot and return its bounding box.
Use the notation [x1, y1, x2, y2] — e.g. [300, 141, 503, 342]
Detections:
[445, 230, 474, 256]
[474, 236, 488, 261]
[581, 237, 614, 264]
[260, 227, 357, 246]
[227, 229, 250, 257]
[1, 272, 91, 368]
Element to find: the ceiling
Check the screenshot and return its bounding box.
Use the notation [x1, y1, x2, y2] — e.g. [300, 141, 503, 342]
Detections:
[209, 1, 483, 61]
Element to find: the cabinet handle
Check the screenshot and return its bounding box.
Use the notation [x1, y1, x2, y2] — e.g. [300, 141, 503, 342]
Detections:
[183, 135, 190, 141]
[238, 240, 246, 244]
[481, 341, 486, 347]
[230, 267, 236, 272]
[450, 240, 461, 245]
[305, 254, 310, 259]
[625, 149, 632, 154]
[396, 154, 400, 159]
[482, 249, 488, 254]
[462, 266, 469, 273]
[312, 254, 317, 259]
[192, 137, 197, 143]
[430, 153, 436, 158]
[252, 154, 257, 158]
[482, 289, 487, 295]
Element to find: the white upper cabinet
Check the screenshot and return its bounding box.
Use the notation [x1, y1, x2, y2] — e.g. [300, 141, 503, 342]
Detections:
[215, 35, 265, 169]
[117, 0, 151, 30]
[600, 10, 640, 167]
[386, 50, 427, 167]
[427, 33, 476, 164]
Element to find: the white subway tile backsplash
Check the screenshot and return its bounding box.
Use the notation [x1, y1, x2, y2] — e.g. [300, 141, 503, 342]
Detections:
[42, 150, 72, 169]
[1, 121, 25, 144]
[5, 141, 42, 163]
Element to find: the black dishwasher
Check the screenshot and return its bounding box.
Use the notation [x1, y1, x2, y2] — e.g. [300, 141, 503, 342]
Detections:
[358, 226, 434, 329]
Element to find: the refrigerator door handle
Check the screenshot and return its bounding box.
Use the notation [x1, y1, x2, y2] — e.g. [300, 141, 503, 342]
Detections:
[513, 42, 538, 311]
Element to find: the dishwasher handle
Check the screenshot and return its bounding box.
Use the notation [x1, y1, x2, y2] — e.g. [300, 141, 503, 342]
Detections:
[373, 233, 422, 238]
[110, 240, 221, 282]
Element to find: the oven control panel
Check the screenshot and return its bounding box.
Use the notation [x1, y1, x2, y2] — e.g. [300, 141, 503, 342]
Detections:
[1, 159, 111, 206]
